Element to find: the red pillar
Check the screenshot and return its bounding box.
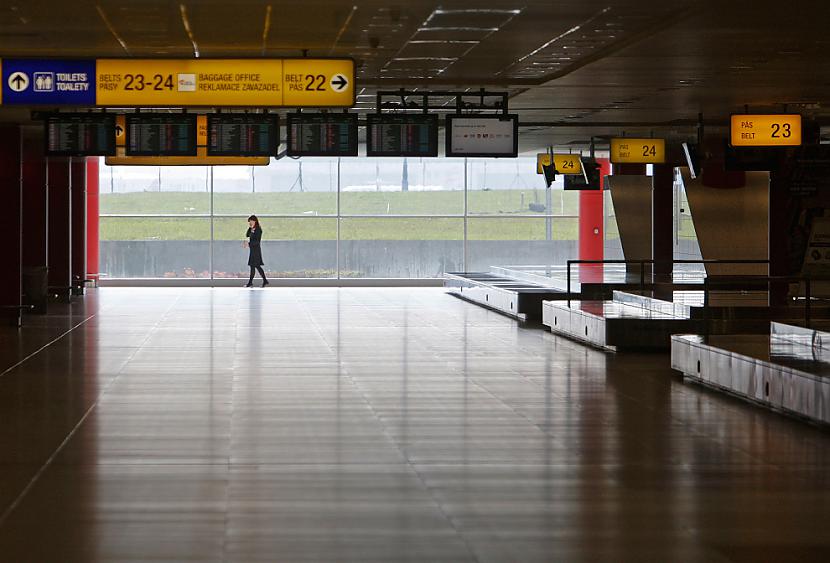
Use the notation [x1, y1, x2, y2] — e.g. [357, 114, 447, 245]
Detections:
[86, 158, 100, 280]
[578, 158, 609, 282]
[71, 158, 87, 294]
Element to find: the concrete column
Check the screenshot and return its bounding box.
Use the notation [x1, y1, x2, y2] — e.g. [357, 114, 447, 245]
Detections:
[47, 158, 72, 301]
[0, 126, 23, 325]
[652, 165, 674, 276]
[21, 126, 47, 270]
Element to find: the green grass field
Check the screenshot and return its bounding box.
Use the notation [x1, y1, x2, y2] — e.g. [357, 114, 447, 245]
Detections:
[100, 190, 583, 241]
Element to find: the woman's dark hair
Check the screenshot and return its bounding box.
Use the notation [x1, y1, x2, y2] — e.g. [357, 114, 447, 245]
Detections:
[248, 215, 260, 228]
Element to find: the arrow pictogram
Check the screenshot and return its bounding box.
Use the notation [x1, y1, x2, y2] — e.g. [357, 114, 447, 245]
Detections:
[8, 72, 29, 92]
[330, 74, 348, 92]
[115, 125, 124, 136]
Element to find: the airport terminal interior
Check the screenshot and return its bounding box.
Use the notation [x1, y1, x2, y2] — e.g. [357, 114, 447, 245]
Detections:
[1, 0, 830, 561]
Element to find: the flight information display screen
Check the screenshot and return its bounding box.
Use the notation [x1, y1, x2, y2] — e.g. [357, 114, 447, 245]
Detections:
[287, 113, 358, 157]
[207, 114, 278, 157]
[367, 114, 438, 157]
[125, 114, 198, 156]
[45, 113, 116, 156]
[446, 114, 518, 158]
[564, 158, 602, 190]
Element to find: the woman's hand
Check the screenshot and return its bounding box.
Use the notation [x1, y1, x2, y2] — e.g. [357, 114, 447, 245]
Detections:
[243, 241, 249, 248]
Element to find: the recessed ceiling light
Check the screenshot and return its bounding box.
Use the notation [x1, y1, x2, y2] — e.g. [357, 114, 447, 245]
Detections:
[434, 9, 521, 14]
[418, 27, 498, 32]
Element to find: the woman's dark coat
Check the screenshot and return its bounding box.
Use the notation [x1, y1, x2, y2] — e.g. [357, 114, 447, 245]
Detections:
[246, 226, 264, 267]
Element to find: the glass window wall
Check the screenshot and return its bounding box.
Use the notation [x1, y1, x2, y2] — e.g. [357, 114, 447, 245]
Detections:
[99, 156, 580, 279]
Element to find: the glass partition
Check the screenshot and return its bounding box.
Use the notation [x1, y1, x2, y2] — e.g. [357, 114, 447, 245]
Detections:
[213, 217, 337, 278]
[340, 217, 463, 278]
[212, 159, 336, 216]
[99, 154, 581, 279]
[99, 217, 211, 278]
[340, 157, 464, 215]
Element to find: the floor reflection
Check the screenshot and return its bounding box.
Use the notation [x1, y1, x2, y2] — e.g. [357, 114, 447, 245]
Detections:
[0, 288, 828, 561]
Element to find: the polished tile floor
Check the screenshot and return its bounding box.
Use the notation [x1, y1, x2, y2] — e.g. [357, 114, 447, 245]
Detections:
[1, 288, 829, 562]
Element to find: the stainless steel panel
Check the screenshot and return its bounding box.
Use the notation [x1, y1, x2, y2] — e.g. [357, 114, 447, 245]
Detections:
[733, 359, 754, 397]
[720, 354, 734, 391]
[670, 338, 687, 371]
[819, 381, 830, 423]
[671, 332, 829, 424]
[699, 347, 713, 384]
[751, 364, 768, 403]
[780, 371, 797, 414]
[767, 368, 785, 408]
[679, 169, 768, 276]
[607, 175, 654, 265]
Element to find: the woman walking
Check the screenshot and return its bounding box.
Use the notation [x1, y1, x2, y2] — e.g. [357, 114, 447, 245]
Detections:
[245, 215, 269, 287]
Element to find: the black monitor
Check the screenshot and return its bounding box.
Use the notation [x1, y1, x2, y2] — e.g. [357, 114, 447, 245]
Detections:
[366, 114, 438, 157]
[564, 158, 601, 190]
[723, 141, 780, 171]
[44, 113, 116, 157]
[207, 114, 279, 157]
[445, 114, 518, 158]
[125, 114, 198, 156]
[287, 113, 358, 157]
[541, 162, 556, 187]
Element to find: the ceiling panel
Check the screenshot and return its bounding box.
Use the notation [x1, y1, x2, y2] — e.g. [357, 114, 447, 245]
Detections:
[0, 0, 828, 151]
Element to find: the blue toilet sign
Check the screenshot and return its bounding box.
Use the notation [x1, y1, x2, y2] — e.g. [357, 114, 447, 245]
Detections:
[2, 59, 96, 105]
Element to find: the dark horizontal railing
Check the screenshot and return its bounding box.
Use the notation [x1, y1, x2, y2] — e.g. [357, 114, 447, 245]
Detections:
[564, 259, 770, 295]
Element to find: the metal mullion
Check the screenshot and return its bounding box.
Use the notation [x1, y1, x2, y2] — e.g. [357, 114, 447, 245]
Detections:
[209, 166, 214, 284]
[463, 157, 468, 271]
[100, 213, 213, 218]
[337, 214, 464, 219]
[462, 214, 576, 219]
[101, 213, 574, 220]
[212, 213, 339, 218]
[336, 157, 341, 280]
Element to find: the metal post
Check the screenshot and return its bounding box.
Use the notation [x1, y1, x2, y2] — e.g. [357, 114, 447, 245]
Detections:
[463, 158, 468, 272]
[209, 167, 214, 284]
[336, 157, 341, 281]
[703, 276, 710, 337]
[805, 278, 811, 328]
[566, 260, 572, 302]
[545, 185, 552, 241]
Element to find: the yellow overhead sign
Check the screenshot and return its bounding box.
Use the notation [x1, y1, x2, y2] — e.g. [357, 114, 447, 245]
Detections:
[105, 148, 269, 166]
[730, 114, 802, 147]
[610, 138, 666, 164]
[282, 59, 354, 107]
[96, 58, 353, 107]
[536, 153, 583, 175]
